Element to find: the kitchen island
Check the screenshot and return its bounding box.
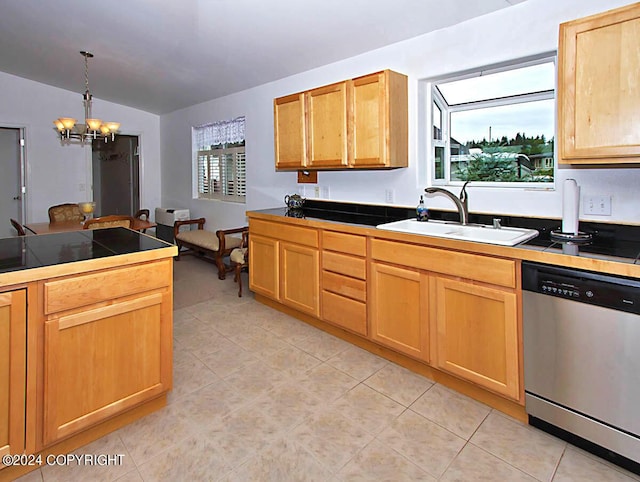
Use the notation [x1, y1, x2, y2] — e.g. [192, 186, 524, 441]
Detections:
[0, 228, 177, 480]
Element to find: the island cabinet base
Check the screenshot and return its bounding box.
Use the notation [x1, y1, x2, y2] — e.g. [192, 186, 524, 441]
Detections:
[34, 259, 173, 449]
[0, 249, 176, 481]
[254, 294, 527, 423]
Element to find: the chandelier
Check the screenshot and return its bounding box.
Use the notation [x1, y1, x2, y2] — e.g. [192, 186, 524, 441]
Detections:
[53, 51, 120, 145]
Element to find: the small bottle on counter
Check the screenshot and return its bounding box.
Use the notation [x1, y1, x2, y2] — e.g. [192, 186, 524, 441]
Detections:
[416, 195, 429, 222]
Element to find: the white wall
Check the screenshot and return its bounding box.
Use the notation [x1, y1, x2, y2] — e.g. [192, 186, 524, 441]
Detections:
[0, 71, 161, 223]
[161, 0, 639, 228]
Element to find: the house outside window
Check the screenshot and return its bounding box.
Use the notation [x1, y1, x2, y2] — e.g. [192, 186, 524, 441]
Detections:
[193, 117, 246, 203]
[428, 57, 556, 186]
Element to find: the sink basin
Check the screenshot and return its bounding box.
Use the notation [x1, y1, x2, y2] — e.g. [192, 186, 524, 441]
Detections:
[376, 219, 539, 246]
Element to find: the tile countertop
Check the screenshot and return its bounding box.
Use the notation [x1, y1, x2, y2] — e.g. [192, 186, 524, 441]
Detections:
[0, 228, 176, 284]
[248, 200, 640, 278]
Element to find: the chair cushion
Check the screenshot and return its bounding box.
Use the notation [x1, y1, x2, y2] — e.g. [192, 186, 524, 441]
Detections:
[176, 230, 242, 252]
[230, 247, 248, 264]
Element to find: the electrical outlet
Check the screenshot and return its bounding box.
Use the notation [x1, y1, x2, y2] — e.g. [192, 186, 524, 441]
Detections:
[583, 195, 611, 216]
[385, 189, 395, 204]
[314, 186, 321, 198]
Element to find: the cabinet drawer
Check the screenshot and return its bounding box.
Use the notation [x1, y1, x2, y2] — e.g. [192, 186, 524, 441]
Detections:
[44, 260, 171, 315]
[371, 239, 516, 288]
[322, 251, 366, 279]
[322, 271, 366, 302]
[322, 231, 366, 256]
[250, 219, 318, 248]
[322, 290, 367, 336]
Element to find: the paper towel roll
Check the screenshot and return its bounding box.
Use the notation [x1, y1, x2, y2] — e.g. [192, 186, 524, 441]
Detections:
[562, 179, 580, 235]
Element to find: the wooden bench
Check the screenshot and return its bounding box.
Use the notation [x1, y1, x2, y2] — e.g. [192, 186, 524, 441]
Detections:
[173, 218, 246, 280]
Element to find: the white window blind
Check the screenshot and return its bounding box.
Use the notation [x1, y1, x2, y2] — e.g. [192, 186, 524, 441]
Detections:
[193, 117, 246, 203]
[197, 147, 246, 202]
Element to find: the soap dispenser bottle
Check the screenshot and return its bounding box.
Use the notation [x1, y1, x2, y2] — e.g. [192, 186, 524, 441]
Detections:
[416, 195, 429, 221]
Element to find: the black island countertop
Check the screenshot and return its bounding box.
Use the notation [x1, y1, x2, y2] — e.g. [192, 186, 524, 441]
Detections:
[252, 200, 640, 266]
[0, 228, 174, 274]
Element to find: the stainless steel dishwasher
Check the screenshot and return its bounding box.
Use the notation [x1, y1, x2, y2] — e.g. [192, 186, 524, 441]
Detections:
[522, 261, 640, 474]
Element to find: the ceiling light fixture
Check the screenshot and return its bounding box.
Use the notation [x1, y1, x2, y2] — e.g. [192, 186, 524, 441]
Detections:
[53, 51, 120, 145]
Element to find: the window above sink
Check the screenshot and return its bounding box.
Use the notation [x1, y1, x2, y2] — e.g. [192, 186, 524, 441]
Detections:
[423, 55, 556, 189]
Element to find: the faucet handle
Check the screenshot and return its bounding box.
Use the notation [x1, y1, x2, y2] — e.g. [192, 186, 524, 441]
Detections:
[459, 180, 471, 202]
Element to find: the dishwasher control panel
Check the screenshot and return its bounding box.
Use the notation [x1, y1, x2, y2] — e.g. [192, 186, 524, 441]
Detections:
[522, 262, 640, 315]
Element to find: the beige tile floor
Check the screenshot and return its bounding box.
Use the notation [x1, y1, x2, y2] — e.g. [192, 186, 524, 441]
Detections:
[15, 256, 640, 482]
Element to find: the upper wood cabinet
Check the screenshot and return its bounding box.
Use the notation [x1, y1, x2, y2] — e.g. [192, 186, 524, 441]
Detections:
[274, 69, 408, 170]
[274, 93, 307, 170]
[350, 70, 408, 168]
[308, 82, 348, 168]
[558, 3, 640, 164]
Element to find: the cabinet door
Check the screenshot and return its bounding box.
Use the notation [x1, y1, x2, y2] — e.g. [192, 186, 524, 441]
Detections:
[0, 290, 26, 458]
[307, 82, 348, 168]
[369, 263, 429, 361]
[274, 93, 307, 169]
[350, 72, 386, 167]
[280, 242, 319, 317]
[559, 3, 640, 163]
[249, 234, 279, 300]
[43, 292, 171, 445]
[434, 277, 519, 400]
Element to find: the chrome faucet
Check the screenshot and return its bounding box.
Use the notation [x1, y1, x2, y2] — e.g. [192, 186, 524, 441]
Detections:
[424, 181, 471, 225]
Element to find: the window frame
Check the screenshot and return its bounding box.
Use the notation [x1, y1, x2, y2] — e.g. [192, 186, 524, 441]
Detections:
[192, 117, 246, 203]
[425, 55, 557, 189]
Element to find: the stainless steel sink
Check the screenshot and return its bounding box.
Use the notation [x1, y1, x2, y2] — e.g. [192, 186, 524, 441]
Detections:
[376, 219, 539, 246]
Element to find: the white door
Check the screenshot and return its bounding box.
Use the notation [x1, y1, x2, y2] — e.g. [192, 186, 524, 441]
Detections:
[0, 128, 23, 238]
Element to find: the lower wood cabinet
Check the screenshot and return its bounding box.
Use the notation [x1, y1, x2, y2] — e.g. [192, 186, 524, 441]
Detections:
[321, 231, 367, 335]
[249, 221, 320, 318]
[369, 262, 430, 362]
[433, 276, 519, 400]
[0, 289, 26, 458]
[42, 291, 172, 445]
[248, 216, 524, 403]
[249, 234, 279, 299]
[280, 242, 319, 317]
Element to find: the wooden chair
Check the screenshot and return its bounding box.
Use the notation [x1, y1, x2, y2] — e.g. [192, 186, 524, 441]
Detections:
[173, 218, 245, 280]
[230, 229, 249, 297]
[10, 218, 26, 236]
[134, 209, 150, 233]
[48, 203, 84, 223]
[83, 215, 134, 230]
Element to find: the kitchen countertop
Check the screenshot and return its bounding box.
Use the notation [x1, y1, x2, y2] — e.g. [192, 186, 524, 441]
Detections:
[0, 228, 176, 285]
[248, 202, 640, 278]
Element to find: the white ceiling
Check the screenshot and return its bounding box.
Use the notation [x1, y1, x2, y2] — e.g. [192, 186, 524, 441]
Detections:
[0, 0, 527, 115]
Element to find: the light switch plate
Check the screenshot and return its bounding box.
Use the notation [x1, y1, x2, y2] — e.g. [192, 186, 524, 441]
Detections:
[583, 195, 611, 216]
[385, 189, 395, 203]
